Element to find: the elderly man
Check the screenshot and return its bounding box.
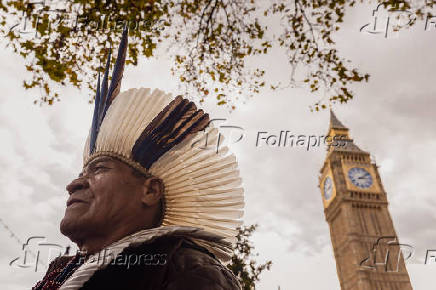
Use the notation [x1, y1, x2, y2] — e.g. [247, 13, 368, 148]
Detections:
[33, 27, 243, 290]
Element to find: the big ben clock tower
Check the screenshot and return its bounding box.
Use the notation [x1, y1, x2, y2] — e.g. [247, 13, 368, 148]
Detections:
[319, 111, 413, 290]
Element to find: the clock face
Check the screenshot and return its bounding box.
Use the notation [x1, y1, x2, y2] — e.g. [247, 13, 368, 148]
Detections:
[323, 177, 333, 200]
[348, 167, 373, 188]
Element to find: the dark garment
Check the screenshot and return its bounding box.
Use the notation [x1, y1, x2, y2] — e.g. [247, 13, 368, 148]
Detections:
[33, 235, 240, 290]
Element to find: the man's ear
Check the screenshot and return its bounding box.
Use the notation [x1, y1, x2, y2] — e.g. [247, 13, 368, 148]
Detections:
[141, 177, 164, 206]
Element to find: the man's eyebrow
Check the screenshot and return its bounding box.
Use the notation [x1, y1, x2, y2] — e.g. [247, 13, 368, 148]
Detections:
[81, 157, 115, 176]
[89, 157, 114, 166]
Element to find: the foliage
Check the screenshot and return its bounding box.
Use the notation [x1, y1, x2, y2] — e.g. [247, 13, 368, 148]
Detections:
[228, 224, 272, 289]
[0, 0, 433, 109]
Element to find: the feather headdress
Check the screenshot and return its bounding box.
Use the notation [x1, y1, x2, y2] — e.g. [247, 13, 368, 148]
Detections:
[83, 26, 244, 248]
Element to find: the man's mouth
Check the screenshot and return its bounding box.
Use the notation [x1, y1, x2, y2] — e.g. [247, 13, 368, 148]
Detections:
[66, 198, 87, 207]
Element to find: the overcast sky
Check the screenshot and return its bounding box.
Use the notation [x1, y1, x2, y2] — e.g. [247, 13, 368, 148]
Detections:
[0, 2, 435, 290]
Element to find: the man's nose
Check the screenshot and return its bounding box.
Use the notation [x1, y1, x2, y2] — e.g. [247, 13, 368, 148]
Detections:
[66, 177, 89, 195]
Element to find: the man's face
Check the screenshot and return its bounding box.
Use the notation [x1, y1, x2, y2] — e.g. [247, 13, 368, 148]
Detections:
[60, 156, 145, 243]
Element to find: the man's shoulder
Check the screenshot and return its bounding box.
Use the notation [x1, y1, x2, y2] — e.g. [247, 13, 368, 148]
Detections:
[118, 234, 240, 290]
[154, 236, 241, 290]
[82, 233, 241, 290]
[171, 239, 231, 277]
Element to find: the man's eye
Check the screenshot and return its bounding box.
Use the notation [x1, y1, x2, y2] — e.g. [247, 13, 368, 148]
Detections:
[94, 166, 107, 172]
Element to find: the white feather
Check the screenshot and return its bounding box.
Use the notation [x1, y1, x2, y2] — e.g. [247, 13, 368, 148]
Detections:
[83, 87, 244, 247]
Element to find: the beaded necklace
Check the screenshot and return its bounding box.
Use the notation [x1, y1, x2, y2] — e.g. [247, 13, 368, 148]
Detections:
[32, 253, 86, 290]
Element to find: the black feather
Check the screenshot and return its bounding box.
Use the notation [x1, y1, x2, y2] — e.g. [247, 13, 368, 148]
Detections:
[98, 49, 112, 127]
[102, 25, 128, 121]
[132, 96, 210, 169]
[88, 26, 129, 154]
[89, 72, 101, 153]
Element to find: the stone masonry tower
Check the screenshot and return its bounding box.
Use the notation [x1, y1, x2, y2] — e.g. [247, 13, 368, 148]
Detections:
[319, 111, 413, 289]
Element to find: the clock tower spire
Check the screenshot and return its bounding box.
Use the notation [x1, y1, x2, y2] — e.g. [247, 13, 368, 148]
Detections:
[330, 109, 348, 130]
[319, 111, 412, 289]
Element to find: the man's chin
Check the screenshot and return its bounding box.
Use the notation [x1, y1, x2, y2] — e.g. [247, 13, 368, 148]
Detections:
[60, 215, 88, 242]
